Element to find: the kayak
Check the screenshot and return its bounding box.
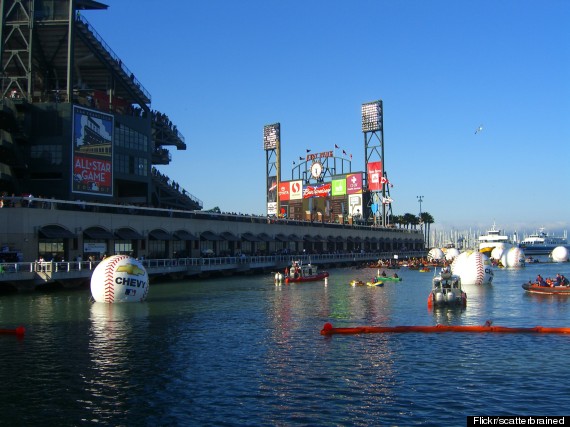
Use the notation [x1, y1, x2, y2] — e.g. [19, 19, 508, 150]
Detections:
[366, 281, 384, 287]
[376, 276, 401, 282]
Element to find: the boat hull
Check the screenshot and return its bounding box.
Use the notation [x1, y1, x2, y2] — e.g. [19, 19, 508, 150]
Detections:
[286, 272, 329, 283]
[376, 277, 401, 282]
[522, 283, 570, 295]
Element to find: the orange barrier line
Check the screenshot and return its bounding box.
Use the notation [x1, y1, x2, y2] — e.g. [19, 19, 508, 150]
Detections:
[320, 322, 570, 335]
[0, 326, 25, 336]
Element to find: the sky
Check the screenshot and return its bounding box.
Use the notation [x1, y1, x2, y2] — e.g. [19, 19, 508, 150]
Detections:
[83, 0, 570, 235]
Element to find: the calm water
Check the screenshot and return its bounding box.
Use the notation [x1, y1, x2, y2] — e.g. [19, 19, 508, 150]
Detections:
[1, 261, 569, 426]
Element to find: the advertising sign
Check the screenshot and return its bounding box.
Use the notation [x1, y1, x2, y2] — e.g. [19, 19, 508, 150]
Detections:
[346, 173, 363, 194]
[348, 194, 363, 217]
[303, 183, 331, 198]
[367, 161, 383, 191]
[278, 181, 290, 201]
[331, 177, 346, 196]
[72, 106, 114, 196]
[289, 180, 303, 200]
[267, 176, 277, 203]
[267, 202, 277, 216]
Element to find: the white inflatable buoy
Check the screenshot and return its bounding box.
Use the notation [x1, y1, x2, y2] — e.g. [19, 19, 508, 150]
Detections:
[503, 247, 525, 268]
[490, 246, 506, 260]
[91, 255, 149, 303]
[444, 248, 460, 261]
[275, 272, 283, 285]
[452, 251, 493, 285]
[551, 246, 569, 262]
[428, 248, 445, 261]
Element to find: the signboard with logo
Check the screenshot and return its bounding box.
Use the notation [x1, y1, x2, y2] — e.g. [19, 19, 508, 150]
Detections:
[367, 161, 383, 191]
[346, 173, 363, 194]
[72, 106, 114, 196]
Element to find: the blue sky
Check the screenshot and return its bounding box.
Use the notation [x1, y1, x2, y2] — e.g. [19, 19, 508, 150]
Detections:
[84, 0, 569, 234]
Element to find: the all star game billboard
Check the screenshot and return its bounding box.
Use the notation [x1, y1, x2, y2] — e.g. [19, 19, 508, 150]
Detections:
[72, 106, 114, 196]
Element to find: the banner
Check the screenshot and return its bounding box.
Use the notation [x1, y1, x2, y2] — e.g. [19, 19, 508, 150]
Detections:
[72, 106, 114, 196]
[346, 173, 363, 194]
[367, 161, 383, 191]
[303, 183, 331, 198]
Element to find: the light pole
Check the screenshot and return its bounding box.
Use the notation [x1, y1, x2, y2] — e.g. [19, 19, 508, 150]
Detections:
[417, 196, 425, 247]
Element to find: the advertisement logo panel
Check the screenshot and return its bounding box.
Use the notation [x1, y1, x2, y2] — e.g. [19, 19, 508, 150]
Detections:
[346, 173, 363, 194]
[279, 181, 290, 201]
[331, 177, 346, 196]
[290, 180, 303, 200]
[303, 183, 331, 198]
[367, 161, 383, 191]
[72, 106, 114, 196]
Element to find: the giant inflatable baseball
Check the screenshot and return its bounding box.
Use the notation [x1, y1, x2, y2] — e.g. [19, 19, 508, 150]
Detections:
[451, 251, 493, 285]
[90, 255, 149, 303]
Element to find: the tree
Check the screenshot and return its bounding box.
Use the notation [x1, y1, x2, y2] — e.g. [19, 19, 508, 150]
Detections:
[403, 213, 417, 229]
[420, 212, 435, 247]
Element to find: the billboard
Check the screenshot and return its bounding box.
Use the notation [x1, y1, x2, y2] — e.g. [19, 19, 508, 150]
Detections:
[303, 183, 331, 198]
[346, 173, 363, 194]
[72, 106, 114, 196]
[267, 176, 277, 203]
[331, 177, 346, 196]
[278, 181, 290, 201]
[367, 161, 383, 191]
[290, 180, 303, 200]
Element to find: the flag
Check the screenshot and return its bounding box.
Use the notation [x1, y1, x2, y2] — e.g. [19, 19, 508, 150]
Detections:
[335, 144, 339, 149]
[306, 149, 311, 153]
[342, 150, 347, 155]
[350, 154, 352, 159]
[292, 161, 296, 165]
[299, 156, 303, 161]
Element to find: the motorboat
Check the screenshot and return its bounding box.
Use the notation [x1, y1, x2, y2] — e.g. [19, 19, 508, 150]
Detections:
[478, 222, 512, 256]
[285, 260, 329, 283]
[518, 228, 569, 255]
[522, 283, 570, 295]
[522, 275, 570, 294]
[427, 268, 467, 308]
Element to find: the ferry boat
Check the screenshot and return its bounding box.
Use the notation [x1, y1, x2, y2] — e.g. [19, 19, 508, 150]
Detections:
[427, 268, 467, 308]
[518, 228, 569, 255]
[285, 261, 329, 283]
[478, 223, 512, 255]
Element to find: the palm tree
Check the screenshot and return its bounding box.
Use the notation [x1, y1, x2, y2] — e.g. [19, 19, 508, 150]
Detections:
[403, 213, 417, 229]
[420, 212, 435, 247]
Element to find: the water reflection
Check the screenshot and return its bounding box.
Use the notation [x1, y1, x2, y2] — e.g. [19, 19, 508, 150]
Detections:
[83, 303, 149, 422]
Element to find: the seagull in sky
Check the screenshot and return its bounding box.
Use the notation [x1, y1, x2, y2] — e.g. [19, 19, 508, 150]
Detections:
[475, 124, 483, 134]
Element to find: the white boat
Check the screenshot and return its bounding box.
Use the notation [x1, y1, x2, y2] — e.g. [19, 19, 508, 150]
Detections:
[519, 228, 569, 255]
[427, 268, 467, 308]
[478, 223, 512, 255]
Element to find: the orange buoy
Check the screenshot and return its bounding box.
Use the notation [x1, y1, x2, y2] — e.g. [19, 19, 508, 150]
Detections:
[320, 322, 570, 336]
[0, 326, 25, 336]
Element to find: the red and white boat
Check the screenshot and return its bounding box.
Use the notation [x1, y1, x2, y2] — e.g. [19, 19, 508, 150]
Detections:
[285, 261, 329, 283]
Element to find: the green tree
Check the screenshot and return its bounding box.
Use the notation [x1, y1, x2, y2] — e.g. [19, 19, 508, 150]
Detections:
[420, 212, 435, 247]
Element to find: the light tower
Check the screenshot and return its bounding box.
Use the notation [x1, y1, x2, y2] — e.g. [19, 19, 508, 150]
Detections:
[362, 100, 385, 225]
[263, 123, 281, 217]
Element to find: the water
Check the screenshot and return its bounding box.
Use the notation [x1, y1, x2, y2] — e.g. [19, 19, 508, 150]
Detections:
[1, 261, 569, 426]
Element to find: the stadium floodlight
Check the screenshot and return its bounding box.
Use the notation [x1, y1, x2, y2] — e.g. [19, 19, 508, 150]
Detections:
[361, 101, 382, 132]
[263, 123, 280, 150]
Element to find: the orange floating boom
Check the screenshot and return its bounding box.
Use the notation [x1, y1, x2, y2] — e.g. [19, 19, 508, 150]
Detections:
[0, 326, 25, 336]
[320, 322, 570, 335]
